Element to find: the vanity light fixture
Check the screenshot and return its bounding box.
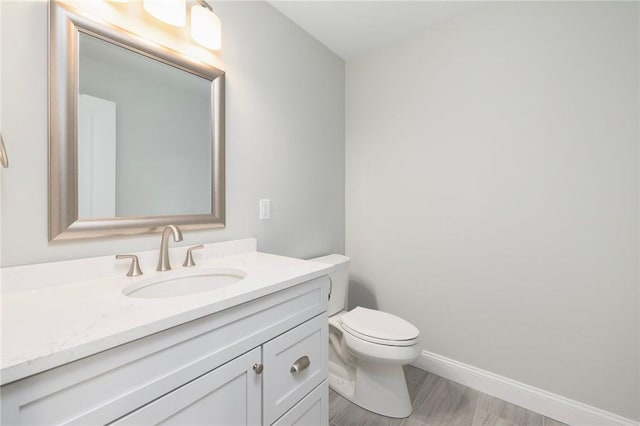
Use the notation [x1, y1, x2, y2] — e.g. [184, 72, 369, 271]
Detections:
[141, 0, 221, 50]
[143, 0, 186, 27]
[191, 1, 221, 50]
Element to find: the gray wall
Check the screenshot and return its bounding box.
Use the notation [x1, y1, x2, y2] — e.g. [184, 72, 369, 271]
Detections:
[346, 1, 638, 420]
[0, 0, 345, 266]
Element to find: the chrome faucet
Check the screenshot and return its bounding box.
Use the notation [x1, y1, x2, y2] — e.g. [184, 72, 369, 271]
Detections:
[157, 225, 183, 271]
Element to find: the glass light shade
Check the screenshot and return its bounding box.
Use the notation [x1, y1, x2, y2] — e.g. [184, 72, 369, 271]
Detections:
[191, 5, 222, 50]
[143, 0, 186, 27]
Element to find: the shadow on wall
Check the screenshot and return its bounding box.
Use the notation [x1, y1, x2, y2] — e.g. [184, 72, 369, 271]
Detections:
[347, 274, 379, 311]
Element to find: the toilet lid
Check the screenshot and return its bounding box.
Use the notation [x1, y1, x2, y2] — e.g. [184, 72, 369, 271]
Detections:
[340, 307, 419, 345]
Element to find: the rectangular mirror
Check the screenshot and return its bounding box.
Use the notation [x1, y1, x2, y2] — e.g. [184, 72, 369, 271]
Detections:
[49, 1, 225, 241]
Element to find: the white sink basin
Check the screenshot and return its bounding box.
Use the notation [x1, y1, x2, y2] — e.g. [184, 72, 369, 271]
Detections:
[123, 268, 246, 299]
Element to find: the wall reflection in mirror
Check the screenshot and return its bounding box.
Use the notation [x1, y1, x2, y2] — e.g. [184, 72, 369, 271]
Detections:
[78, 33, 212, 219]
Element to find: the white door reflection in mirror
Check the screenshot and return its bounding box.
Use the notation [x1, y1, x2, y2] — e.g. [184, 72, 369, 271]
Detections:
[78, 94, 117, 219]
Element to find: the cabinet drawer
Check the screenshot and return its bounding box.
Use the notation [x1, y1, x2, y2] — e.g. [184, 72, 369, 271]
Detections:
[112, 348, 261, 426]
[272, 381, 328, 426]
[263, 314, 328, 425]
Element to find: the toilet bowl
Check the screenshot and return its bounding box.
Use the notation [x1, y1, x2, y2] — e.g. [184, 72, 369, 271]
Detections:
[310, 255, 421, 418]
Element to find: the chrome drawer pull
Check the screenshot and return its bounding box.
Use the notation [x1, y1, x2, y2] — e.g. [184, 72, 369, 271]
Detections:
[290, 356, 310, 374]
[253, 363, 263, 374]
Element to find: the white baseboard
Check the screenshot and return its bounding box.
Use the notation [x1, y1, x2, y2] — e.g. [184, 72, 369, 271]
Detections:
[411, 350, 638, 426]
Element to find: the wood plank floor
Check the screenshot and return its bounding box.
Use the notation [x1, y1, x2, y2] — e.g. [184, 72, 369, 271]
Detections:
[329, 366, 569, 426]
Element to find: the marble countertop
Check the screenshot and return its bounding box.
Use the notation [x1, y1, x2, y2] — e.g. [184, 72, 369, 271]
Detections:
[0, 250, 333, 385]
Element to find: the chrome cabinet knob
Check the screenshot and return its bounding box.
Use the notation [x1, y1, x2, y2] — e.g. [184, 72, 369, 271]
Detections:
[253, 363, 264, 374]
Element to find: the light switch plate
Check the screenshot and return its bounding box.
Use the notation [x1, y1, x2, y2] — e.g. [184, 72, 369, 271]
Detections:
[259, 199, 271, 220]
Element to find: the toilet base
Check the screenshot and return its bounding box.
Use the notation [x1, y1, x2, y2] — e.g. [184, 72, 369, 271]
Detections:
[328, 361, 355, 399]
[329, 360, 413, 418]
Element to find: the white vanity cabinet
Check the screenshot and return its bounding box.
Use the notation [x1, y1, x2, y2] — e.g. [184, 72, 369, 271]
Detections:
[1, 277, 330, 426]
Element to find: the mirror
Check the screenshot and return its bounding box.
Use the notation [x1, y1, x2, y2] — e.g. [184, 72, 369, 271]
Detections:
[78, 33, 213, 219]
[49, 1, 225, 241]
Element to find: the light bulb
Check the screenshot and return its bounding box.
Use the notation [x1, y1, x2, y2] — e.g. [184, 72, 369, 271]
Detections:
[191, 5, 222, 50]
[143, 0, 186, 27]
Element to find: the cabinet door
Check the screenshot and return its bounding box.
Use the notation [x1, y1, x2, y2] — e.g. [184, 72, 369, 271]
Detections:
[112, 348, 261, 426]
[272, 381, 328, 426]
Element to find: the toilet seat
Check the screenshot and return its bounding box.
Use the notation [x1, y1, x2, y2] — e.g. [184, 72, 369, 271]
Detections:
[340, 307, 419, 347]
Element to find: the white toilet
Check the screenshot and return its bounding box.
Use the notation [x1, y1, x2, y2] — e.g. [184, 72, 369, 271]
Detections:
[311, 254, 421, 418]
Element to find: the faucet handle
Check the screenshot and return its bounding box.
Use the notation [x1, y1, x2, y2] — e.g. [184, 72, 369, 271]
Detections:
[116, 254, 143, 277]
[183, 245, 204, 267]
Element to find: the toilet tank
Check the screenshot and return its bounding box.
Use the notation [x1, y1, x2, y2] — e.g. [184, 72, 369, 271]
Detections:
[309, 254, 351, 316]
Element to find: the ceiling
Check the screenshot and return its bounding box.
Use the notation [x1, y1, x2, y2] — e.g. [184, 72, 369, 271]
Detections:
[268, 1, 477, 60]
